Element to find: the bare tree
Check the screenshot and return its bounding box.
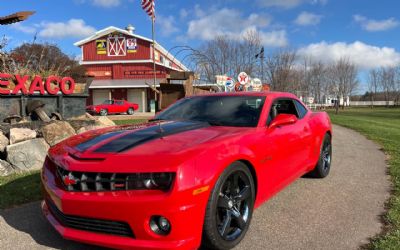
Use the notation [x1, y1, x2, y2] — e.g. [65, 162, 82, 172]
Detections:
[379, 67, 396, 106]
[265, 49, 297, 92]
[326, 58, 358, 111]
[368, 69, 380, 107]
[191, 31, 261, 83]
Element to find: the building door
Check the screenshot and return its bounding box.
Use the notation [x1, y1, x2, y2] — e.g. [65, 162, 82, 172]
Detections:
[92, 89, 110, 105]
[128, 89, 145, 112]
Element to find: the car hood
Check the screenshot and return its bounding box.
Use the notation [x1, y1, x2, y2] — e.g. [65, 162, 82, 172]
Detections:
[49, 120, 249, 172]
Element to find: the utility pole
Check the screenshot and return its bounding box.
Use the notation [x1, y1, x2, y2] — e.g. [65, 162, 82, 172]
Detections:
[151, 17, 157, 112]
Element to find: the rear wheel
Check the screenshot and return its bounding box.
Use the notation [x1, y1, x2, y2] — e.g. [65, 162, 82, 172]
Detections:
[127, 108, 134, 115]
[202, 162, 255, 250]
[308, 133, 332, 178]
[100, 109, 108, 116]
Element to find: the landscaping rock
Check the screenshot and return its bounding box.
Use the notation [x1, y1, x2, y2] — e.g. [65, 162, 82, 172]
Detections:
[76, 125, 107, 134]
[96, 116, 115, 127]
[68, 119, 96, 132]
[6, 138, 50, 171]
[9, 128, 37, 144]
[41, 121, 76, 146]
[0, 159, 15, 176]
[0, 132, 9, 152]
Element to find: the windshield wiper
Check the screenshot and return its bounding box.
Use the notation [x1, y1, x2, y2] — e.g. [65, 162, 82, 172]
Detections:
[148, 118, 166, 122]
[205, 120, 224, 126]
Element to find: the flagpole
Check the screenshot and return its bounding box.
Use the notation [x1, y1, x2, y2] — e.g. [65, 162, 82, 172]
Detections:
[152, 16, 157, 112]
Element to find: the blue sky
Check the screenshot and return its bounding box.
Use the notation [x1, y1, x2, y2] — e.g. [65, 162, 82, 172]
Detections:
[2, 0, 400, 90]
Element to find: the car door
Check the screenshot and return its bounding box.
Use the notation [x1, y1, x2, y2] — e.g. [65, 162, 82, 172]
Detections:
[107, 100, 117, 113]
[115, 100, 126, 113]
[256, 98, 308, 201]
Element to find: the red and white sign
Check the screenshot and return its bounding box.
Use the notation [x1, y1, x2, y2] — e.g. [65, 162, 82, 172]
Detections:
[238, 72, 249, 85]
[0, 73, 76, 95]
[108, 37, 126, 56]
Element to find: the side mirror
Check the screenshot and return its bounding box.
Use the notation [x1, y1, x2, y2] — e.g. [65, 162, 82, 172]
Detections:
[269, 114, 297, 129]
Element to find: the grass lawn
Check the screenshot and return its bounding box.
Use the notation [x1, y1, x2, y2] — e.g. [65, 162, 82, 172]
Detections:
[113, 119, 148, 125]
[0, 171, 41, 209]
[328, 107, 400, 249]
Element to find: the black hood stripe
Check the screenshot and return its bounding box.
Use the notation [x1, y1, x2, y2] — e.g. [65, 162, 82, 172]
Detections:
[75, 131, 125, 152]
[76, 121, 209, 153]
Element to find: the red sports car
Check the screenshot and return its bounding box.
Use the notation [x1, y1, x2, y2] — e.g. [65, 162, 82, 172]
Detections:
[41, 92, 332, 250]
[86, 99, 139, 116]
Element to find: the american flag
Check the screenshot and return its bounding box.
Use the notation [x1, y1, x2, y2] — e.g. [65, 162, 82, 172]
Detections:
[141, 0, 155, 19]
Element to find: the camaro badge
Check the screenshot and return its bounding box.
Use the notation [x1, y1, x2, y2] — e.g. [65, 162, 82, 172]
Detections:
[63, 174, 78, 186]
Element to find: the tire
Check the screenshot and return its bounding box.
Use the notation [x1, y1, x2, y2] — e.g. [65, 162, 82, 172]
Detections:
[308, 133, 332, 178]
[100, 109, 108, 116]
[202, 162, 255, 250]
[127, 108, 134, 115]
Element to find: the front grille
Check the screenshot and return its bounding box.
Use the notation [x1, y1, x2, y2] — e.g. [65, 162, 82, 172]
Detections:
[56, 166, 151, 192]
[47, 200, 135, 238]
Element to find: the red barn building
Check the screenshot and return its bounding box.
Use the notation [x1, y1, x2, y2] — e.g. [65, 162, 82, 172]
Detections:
[74, 25, 188, 112]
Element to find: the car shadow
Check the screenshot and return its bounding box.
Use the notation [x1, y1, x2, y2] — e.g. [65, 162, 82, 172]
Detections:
[0, 201, 109, 250]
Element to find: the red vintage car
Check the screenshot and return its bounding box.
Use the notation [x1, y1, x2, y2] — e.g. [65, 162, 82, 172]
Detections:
[41, 92, 332, 250]
[86, 99, 139, 116]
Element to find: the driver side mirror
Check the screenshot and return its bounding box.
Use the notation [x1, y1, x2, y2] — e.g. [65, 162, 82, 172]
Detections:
[269, 114, 298, 129]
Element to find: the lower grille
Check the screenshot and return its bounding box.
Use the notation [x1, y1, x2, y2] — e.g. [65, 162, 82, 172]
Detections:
[47, 200, 135, 238]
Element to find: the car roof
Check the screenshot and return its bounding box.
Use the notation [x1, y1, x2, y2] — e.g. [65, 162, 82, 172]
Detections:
[189, 91, 298, 99]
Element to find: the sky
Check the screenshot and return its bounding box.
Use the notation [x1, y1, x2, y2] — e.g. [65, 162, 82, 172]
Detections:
[2, 0, 400, 92]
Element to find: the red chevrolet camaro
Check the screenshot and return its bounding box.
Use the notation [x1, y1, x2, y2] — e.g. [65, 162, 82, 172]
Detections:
[41, 92, 332, 250]
[86, 99, 139, 116]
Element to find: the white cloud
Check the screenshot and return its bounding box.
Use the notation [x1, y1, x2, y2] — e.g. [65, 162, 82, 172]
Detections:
[257, 0, 327, 9]
[92, 0, 120, 7]
[38, 19, 96, 39]
[10, 23, 36, 34]
[297, 41, 400, 69]
[353, 15, 399, 32]
[187, 8, 286, 47]
[294, 12, 322, 26]
[180, 9, 189, 19]
[157, 15, 179, 37]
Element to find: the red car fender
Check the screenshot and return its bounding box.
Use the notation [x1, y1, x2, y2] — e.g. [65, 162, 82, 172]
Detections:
[192, 141, 259, 203]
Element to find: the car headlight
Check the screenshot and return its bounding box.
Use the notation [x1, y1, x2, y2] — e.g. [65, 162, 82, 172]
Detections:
[127, 173, 175, 191]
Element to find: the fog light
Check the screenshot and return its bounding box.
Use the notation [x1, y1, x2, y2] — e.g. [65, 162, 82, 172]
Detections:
[150, 215, 171, 235]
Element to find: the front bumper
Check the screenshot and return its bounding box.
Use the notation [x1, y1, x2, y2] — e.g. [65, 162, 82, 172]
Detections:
[41, 164, 206, 250]
[86, 109, 98, 115]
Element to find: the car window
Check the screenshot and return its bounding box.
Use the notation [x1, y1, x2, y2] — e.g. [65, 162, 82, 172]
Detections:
[294, 100, 308, 119]
[267, 99, 300, 125]
[116, 101, 124, 105]
[103, 100, 113, 105]
[155, 96, 266, 127]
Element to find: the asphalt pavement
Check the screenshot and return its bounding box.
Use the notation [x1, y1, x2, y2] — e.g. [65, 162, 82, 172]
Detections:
[0, 125, 390, 250]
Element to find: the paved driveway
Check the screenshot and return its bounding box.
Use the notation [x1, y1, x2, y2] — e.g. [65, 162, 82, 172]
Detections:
[0, 125, 390, 250]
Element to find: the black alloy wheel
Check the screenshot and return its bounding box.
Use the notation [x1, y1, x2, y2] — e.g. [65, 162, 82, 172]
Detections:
[308, 133, 332, 178]
[202, 162, 255, 250]
[100, 109, 108, 116]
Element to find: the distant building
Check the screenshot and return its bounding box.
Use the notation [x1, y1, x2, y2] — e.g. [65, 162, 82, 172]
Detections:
[74, 25, 188, 112]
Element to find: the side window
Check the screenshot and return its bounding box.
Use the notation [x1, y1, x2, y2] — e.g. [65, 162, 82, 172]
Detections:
[267, 99, 300, 125]
[294, 100, 308, 119]
[116, 101, 124, 105]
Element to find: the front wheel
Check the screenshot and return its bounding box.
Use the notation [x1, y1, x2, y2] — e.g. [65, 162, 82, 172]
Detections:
[202, 162, 255, 250]
[127, 108, 134, 115]
[99, 109, 108, 116]
[308, 133, 332, 178]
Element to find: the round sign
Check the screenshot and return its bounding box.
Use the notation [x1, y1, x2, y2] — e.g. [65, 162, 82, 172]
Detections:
[225, 79, 234, 89]
[251, 78, 262, 92]
[238, 72, 249, 85]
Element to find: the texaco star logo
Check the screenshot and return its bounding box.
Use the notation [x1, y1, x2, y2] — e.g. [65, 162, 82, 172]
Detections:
[238, 72, 249, 85]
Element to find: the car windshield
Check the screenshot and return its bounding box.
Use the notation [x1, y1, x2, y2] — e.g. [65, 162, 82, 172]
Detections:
[155, 95, 265, 127]
[103, 100, 113, 104]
